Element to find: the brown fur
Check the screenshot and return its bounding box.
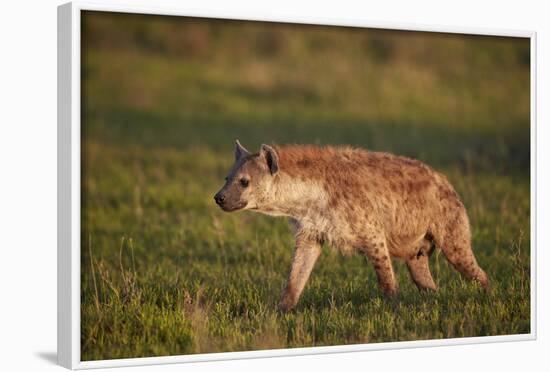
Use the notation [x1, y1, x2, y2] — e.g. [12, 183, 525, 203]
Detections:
[214, 141, 489, 312]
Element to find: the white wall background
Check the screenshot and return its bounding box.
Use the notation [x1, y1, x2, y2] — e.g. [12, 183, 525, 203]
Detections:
[0, 0, 547, 370]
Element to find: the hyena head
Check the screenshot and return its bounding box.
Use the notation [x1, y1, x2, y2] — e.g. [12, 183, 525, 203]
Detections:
[214, 140, 279, 212]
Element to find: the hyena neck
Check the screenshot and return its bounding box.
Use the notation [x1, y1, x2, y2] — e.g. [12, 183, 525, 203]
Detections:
[253, 172, 328, 220]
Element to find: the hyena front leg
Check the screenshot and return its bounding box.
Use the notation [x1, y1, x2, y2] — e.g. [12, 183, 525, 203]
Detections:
[361, 234, 398, 296]
[279, 236, 321, 312]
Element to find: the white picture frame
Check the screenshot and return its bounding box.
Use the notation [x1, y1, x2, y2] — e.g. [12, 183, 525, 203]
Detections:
[57, 1, 537, 369]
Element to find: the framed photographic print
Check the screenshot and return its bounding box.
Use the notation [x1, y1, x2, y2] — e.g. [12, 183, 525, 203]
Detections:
[57, 1, 536, 369]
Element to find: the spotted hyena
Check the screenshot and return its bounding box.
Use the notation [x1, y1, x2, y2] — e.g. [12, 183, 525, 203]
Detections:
[214, 140, 489, 312]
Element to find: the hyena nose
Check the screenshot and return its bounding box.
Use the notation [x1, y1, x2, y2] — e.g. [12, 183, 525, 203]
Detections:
[214, 193, 225, 205]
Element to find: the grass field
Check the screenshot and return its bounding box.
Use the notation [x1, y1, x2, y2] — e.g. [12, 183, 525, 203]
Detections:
[80, 12, 531, 360]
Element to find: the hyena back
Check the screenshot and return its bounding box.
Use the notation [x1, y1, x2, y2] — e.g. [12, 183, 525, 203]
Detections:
[214, 141, 489, 312]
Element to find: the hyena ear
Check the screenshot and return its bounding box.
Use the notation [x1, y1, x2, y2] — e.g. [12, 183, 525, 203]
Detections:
[260, 144, 279, 175]
[234, 139, 250, 161]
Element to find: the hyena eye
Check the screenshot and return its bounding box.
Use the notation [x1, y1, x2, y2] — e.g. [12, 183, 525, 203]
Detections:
[224, 177, 228, 182]
[240, 178, 249, 188]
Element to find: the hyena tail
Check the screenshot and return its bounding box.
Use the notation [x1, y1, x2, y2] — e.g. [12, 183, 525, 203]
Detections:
[429, 208, 490, 291]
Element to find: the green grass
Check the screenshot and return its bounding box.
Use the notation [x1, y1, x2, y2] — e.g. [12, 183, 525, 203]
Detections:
[80, 12, 531, 361]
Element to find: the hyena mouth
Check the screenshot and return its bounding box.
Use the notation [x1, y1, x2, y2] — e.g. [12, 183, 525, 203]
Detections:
[219, 201, 248, 212]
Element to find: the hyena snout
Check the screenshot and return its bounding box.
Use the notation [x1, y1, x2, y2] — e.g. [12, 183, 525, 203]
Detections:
[213, 189, 247, 212]
[213, 192, 226, 206]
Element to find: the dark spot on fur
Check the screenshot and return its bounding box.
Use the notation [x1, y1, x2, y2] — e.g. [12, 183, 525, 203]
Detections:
[297, 159, 311, 167]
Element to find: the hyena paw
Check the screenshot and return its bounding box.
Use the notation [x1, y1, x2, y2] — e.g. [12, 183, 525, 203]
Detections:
[278, 296, 297, 313]
[381, 285, 399, 299]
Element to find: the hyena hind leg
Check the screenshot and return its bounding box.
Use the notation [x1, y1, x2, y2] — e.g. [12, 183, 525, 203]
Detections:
[361, 236, 398, 296]
[406, 242, 437, 291]
[435, 220, 490, 290]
